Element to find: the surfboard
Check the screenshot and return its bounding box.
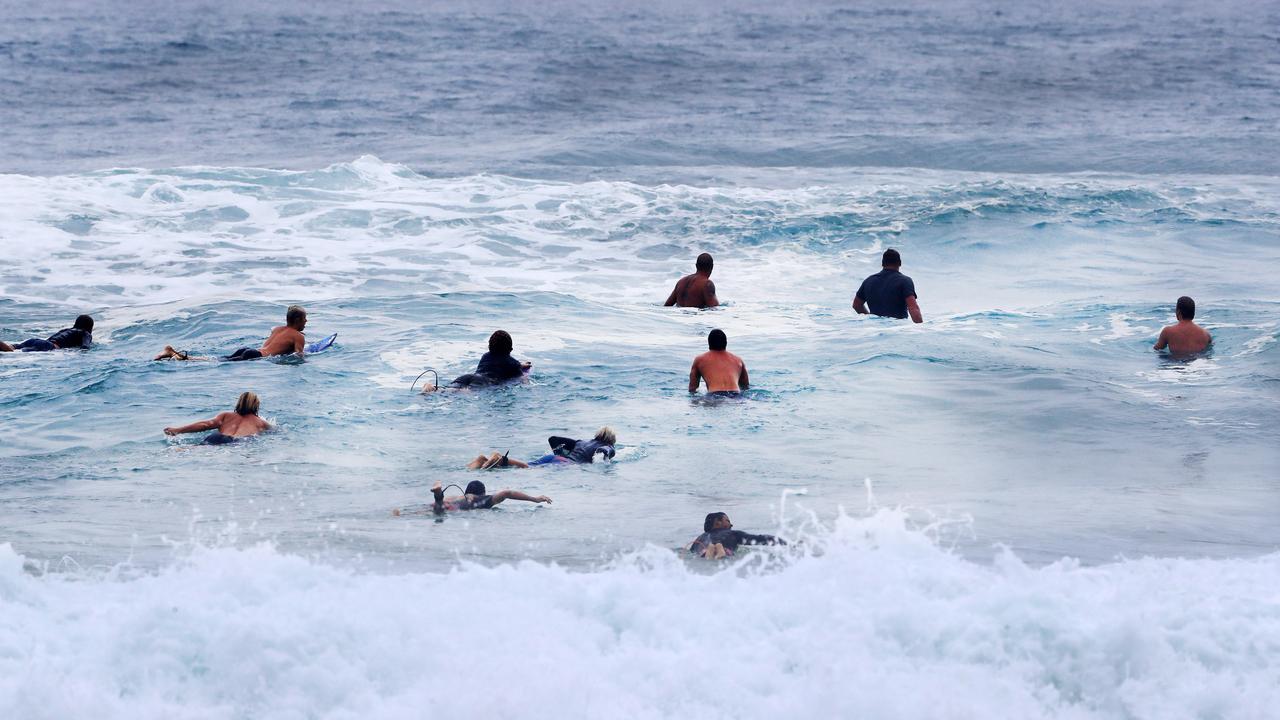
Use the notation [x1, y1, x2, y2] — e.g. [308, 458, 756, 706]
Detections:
[306, 333, 337, 354]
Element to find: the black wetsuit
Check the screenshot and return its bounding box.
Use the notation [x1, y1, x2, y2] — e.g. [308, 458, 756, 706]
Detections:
[688, 529, 785, 556]
[450, 351, 525, 387]
[855, 268, 917, 319]
[547, 436, 616, 463]
[203, 431, 238, 445]
[14, 328, 92, 352]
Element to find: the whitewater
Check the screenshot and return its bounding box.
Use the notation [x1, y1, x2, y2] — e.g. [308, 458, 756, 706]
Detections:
[2, 1, 1279, 718]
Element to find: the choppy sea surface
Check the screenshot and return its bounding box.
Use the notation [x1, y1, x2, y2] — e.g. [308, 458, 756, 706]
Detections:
[1, 1, 1279, 718]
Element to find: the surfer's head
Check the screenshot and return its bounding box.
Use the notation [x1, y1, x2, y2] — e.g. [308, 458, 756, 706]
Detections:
[704, 512, 730, 532]
[286, 305, 307, 329]
[1176, 296, 1196, 321]
[235, 391, 260, 416]
[489, 330, 514, 355]
[882, 248, 902, 269]
[74, 314, 94, 332]
[708, 328, 727, 351]
[696, 252, 714, 274]
[594, 427, 617, 446]
[465, 480, 487, 496]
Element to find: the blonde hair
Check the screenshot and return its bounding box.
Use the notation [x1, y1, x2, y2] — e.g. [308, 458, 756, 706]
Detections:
[235, 391, 260, 416]
[594, 426, 616, 446]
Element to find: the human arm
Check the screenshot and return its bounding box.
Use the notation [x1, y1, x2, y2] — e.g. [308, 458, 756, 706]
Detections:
[164, 413, 226, 436]
[664, 284, 678, 306]
[491, 490, 551, 505]
[703, 280, 719, 308]
[853, 296, 868, 314]
[739, 362, 749, 390]
[906, 295, 923, 324]
[1153, 327, 1169, 351]
[734, 530, 786, 547]
[688, 359, 702, 393]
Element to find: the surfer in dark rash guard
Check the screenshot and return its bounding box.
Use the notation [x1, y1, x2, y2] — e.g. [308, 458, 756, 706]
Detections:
[465, 428, 618, 469]
[0, 314, 94, 352]
[687, 512, 786, 559]
[153, 305, 308, 361]
[162, 392, 270, 444]
[420, 330, 531, 392]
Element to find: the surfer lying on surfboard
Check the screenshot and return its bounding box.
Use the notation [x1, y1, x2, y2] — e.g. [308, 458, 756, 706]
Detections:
[465, 428, 617, 469]
[163, 391, 270, 444]
[687, 512, 786, 559]
[419, 330, 531, 392]
[390, 480, 551, 515]
[153, 305, 321, 361]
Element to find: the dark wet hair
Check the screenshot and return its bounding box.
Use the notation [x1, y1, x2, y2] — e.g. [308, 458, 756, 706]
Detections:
[1177, 296, 1195, 321]
[696, 253, 714, 273]
[286, 305, 307, 327]
[882, 248, 902, 267]
[235, 391, 260, 416]
[708, 329, 727, 351]
[488, 330, 513, 355]
[74, 314, 94, 331]
[704, 512, 727, 533]
[465, 480, 487, 496]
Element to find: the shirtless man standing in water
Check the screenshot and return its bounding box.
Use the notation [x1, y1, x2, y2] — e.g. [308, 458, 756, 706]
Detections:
[689, 329, 749, 394]
[664, 253, 720, 308]
[1154, 296, 1212, 356]
[154, 305, 307, 361]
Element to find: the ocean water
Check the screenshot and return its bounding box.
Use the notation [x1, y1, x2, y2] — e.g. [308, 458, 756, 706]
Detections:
[2, 1, 1279, 718]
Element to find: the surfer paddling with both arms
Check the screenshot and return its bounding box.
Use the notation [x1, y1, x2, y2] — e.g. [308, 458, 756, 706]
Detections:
[689, 329, 748, 396]
[154, 305, 309, 361]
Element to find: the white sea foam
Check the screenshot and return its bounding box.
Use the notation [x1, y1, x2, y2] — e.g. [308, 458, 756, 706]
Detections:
[1, 511, 1276, 720]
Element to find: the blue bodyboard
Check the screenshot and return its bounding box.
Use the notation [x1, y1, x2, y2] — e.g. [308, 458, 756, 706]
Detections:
[306, 333, 337, 354]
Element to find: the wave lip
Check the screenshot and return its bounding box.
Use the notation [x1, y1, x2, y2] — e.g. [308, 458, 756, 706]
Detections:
[2, 511, 1279, 719]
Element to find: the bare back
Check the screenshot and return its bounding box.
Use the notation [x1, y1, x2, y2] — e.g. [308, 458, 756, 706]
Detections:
[261, 325, 305, 356]
[214, 411, 270, 438]
[667, 273, 719, 308]
[690, 350, 747, 392]
[1155, 321, 1211, 356]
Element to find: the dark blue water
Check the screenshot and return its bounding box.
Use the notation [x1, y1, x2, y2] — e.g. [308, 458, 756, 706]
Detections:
[2, 0, 1278, 177]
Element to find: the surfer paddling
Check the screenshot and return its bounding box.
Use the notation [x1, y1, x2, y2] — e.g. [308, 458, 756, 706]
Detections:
[689, 329, 748, 395]
[391, 480, 551, 516]
[853, 248, 923, 323]
[154, 305, 307, 361]
[0, 314, 94, 352]
[664, 252, 720, 308]
[163, 391, 270, 444]
[687, 512, 786, 559]
[1154, 296, 1211, 356]
[420, 330, 531, 392]
[466, 428, 618, 468]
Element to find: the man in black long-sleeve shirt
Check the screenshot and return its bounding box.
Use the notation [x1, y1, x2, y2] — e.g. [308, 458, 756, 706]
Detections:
[687, 512, 785, 559]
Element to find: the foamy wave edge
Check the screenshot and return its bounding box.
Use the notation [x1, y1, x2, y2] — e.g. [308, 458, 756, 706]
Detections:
[1, 509, 1277, 719]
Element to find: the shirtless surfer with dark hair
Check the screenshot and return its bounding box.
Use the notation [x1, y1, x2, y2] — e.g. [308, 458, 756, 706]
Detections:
[154, 305, 308, 361]
[689, 329, 749, 394]
[1154, 296, 1212, 356]
[664, 253, 720, 308]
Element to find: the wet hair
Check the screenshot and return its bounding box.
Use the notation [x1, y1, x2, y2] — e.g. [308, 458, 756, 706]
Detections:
[1176, 296, 1196, 321]
[286, 305, 307, 327]
[704, 512, 728, 533]
[488, 330, 513, 355]
[74, 314, 94, 331]
[708, 328, 727, 351]
[465, 480, 487, 496]
[882, 248, 902, 267]
[235, 391, 260, 416]
[594, 426, 617, 446]
[696, 253, 714, 273]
